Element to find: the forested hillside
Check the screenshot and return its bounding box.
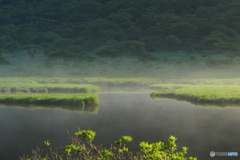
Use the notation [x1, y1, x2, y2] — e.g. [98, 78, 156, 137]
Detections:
[0, 0, 239, 60]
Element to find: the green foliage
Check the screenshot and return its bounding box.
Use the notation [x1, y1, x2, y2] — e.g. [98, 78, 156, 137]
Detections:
[63, 144, 85, 155]
[136, 53, 160, 63]
[44, 140, 51, 147]
[0, 53, 10, 65]
[95, 46, 118, 57]
[163, 35, 182, 51]
[139, 136, 196, 160]
[101, 149, 114, 159]
[75, 130, 96, 142]
[123, 40, 146, 55]
[21, 129, 197, 160]
[0, 0, 239, 56]
[46, 50, 92, 63]
[114, 136, 133, 145]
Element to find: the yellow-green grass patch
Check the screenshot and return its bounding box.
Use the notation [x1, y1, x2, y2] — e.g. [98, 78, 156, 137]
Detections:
[0, 83, 100, 94]
[0, 94, 99, 107]
[151, 85, 240, 106]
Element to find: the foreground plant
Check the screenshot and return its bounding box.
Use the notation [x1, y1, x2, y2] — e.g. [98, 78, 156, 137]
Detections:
[20, 130, 197, 160]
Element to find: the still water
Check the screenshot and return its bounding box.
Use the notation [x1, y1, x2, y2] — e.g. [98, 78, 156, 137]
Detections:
[0, 93, 240, 160]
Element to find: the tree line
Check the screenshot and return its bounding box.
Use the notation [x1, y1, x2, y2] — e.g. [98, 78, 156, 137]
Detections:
[0, 0, 239, 60]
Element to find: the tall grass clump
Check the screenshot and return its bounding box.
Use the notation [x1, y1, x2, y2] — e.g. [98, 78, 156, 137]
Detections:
[20, 129, 197, 160]
[151, 85, 240, 106]
[0, 94, 99, 107]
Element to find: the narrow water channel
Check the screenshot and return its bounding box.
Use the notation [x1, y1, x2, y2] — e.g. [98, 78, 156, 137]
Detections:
[0, 93, 240, 159]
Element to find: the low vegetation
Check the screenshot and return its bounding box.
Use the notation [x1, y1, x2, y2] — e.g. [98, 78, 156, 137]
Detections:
[20, 129, 197, 160]
[0, 83, 100, 94]
[0, 77, 159, 88]
[151, 85, 240, 106]
[3, 77, 240, 88]
[0, 94, 99, 107]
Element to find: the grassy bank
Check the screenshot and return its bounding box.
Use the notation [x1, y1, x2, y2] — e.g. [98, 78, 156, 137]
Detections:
[151, 85, 240, 106]
[0, 94, 99, 107]
[0, 84, 100, 94]
[0, 77, 159, 87]
[3, 77, 240, 87]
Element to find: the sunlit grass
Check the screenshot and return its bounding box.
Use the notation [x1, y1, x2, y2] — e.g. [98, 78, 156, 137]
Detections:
[0, 94, 99, 107]
[2, 77, 240, 86]
[151, 85, 240, 106]
[0, 83, 100, 94]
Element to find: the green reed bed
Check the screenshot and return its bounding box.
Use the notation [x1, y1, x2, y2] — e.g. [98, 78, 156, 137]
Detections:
[151, 85, 240, 106]
[0, 84, 100, 94]
[0, 94, 99, 107]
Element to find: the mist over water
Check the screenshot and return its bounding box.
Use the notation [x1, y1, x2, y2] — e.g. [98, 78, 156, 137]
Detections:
[1, 51, 240, 79]
[0, 93, 240, 159]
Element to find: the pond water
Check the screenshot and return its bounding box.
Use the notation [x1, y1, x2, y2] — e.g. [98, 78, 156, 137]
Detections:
[0, 93, 240, 159]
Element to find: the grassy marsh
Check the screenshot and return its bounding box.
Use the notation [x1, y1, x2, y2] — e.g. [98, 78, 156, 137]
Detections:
[0, 83, 100, 94]
[3, 77, 240, 87]
[0, 94, 99, 107]
[151, 85, 240, 106]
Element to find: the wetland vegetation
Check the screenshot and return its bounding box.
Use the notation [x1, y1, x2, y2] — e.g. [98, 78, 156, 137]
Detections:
[151, 85, 240, 106]
[0, 83, 100, 94]
[0, 94, 99, 107]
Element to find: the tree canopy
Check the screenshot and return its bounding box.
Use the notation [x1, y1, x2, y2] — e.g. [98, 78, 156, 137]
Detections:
[0, 0, 239, 57]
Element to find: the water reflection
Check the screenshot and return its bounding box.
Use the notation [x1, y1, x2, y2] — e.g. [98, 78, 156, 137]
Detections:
[0, 93, 240, 160]
[0, 104, 99, 113]
[151, 97, 240, 108]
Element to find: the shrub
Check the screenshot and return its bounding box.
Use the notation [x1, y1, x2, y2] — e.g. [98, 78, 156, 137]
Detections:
[20, 129, 197, 160]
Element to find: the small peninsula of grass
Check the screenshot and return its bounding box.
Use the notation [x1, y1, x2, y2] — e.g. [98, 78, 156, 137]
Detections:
[151, 85, 240, 106]
[0, 94, 99, 107]
[0, 84, 100, 94]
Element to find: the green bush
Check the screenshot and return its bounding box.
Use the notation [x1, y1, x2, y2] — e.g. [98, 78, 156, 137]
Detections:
[20, 130, 197, 160]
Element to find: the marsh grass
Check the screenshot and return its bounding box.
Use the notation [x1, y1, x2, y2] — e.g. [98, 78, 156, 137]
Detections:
[151, 85, 240, 106]
[3, 77, 240, 87]
[0, 83, 100, 94]
[0, 94, 99, 107]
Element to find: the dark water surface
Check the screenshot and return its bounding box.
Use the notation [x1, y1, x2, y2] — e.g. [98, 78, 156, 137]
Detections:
[0, 93, 240, 160]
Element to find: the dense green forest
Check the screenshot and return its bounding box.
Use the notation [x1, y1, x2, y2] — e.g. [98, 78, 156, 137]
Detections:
[0, 0, 239, 61]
